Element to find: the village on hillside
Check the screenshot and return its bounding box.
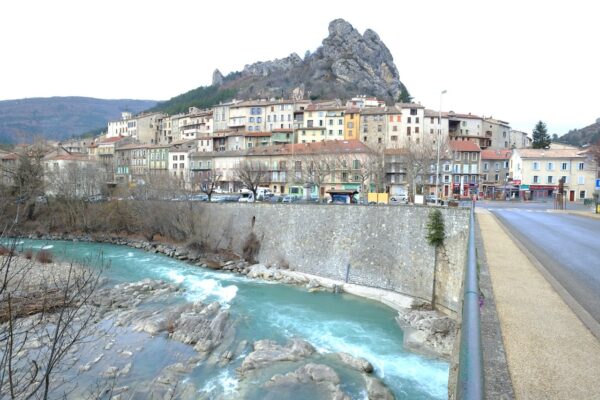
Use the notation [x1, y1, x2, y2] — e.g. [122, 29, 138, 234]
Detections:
[1, 95, 597, 204]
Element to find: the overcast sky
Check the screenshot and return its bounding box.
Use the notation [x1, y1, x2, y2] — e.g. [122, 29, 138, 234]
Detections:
[1, 0, 598, 135]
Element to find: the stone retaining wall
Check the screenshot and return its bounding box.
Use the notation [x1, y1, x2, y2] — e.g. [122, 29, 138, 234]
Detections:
[193, 203, 469, 314]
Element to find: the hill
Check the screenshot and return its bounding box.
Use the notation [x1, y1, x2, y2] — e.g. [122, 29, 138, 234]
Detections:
[0, 97, 157, 144]
[557, 118, 600, 147]
[152, 18, 408, 115]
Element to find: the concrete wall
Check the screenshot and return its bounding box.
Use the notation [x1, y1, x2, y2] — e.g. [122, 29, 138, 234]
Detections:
[192, 203, 470, 314]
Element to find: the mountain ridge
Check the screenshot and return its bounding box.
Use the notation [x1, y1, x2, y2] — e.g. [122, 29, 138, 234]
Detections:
[0, 96, 157, 144]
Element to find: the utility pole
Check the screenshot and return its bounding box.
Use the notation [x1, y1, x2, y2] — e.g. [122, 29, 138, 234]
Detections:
[435, 90, 447, 200]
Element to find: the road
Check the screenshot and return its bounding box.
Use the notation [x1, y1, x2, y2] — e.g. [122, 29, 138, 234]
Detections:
[479, 200, 600, 327]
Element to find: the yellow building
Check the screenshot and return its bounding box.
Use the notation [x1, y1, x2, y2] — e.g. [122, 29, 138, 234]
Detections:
[344, 107, 361, 140]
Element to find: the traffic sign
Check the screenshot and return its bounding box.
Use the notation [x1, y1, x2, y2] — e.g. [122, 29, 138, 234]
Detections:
[596, 179, 600, 189]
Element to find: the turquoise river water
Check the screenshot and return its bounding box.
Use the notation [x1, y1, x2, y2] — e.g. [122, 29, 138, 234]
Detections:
[16, 239, 448, 399]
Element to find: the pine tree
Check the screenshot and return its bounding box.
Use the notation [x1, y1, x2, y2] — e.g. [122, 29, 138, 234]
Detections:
[426, 209, 445, 247]
[398, 84, 413, 103]
[532, 120, 551, 149]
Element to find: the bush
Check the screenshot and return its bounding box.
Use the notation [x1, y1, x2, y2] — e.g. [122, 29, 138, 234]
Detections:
[24, 248, 33, 260]
[36, 249, 53, 264]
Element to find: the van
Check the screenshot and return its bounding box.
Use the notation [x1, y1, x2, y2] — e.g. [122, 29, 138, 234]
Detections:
[256, 187, 273, 201]
[238, 189, 255, 203]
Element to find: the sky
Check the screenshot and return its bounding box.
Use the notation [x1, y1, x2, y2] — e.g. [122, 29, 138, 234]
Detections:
[1, 0, 598, 135]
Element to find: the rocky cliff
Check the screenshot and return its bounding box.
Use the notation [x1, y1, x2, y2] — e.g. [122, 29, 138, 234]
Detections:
[219, 18, 406, 103]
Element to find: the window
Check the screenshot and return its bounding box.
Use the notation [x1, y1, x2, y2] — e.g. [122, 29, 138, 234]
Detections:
[504, 161, 509, 169]
[329, 119, 333, 126]
[454, 175, 460, 183]
[348, 130, 353, 137]
[483, 162, 489, 171]
[578, 162, 584, 170]
[393, 126, 398, 132]
[391, 135, 398, 141]
[416, 117, 420, 123]
[342, 172, 348, 181]
[173, 155, 177, 161]
[378, 138, 382, 144]
[415, 127, 420, 133]
[407, 117, 411, 123]
[547, 162, 554, 171]
[532, 161, 540, 170]
[173, 163, 177, 169]
[410, 108, 417, 115]
[347, 122, 354, 129]
[494, 162, 500, 171]
[329, 130, 333, 135]
[363, 136, 367, 142]
[579, 190, 586, 199]
[547, 176, 553, 184]
[352, 160, 360, 169]
[561, 162, 568, 170]
[494, 174, 499, 181]
[338, 130, 342, 135]
[483, 174, 488, 181]
[407, 127, 411, 135]
[377, 125, 382, 132]
[561, 175, 568, 183]
[578, 176, 585, 184]
[533, 175, 539, 183]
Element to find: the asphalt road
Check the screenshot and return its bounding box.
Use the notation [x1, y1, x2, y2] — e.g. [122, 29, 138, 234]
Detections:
[479, 201, 600, 326]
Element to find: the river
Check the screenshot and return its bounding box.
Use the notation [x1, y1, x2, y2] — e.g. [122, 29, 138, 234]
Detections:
[15, 239, 448, 399]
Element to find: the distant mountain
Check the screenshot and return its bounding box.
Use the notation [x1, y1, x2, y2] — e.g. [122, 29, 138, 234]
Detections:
[152, 18, 408, 115]
[558, 118, 600, 147]
[0, 97, 157, 144]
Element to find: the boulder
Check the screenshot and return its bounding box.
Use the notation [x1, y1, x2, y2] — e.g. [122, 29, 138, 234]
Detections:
[335, 352, 373, 373]
[240, 339, 315, 372]
[364, 375, 395, 400]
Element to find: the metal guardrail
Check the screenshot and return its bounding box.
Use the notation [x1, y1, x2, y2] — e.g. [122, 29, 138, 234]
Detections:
[456, 202, 484, 399]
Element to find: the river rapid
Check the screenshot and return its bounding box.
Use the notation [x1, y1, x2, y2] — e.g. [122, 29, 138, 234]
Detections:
[16, 240, 448, 399]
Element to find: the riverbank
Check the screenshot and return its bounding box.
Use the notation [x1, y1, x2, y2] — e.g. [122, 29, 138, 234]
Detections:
[15, 232, 457, 361]
[2, 238, 453, 399]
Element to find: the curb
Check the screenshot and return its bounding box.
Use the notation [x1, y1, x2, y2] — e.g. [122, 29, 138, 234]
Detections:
[474, 215, 516, 400]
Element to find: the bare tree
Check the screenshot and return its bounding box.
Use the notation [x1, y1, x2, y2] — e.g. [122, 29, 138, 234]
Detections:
[0, 235, 104, 399]
[298, 152, 337, 201]
[234, 159, 269, 199]
[194, 168, 221, 202]
[402, 138, 449, 200]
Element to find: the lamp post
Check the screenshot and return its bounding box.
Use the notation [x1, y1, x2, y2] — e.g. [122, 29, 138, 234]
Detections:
[435, 90, 447, 200]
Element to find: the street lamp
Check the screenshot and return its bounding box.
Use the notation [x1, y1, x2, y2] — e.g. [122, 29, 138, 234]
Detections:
[435, 90, 447, 200]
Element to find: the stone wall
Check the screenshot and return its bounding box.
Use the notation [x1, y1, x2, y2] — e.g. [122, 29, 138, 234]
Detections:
[191, 203, 470, 314]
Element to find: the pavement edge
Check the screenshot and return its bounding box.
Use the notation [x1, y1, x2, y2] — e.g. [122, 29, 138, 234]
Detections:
[474, 214, 516, 400]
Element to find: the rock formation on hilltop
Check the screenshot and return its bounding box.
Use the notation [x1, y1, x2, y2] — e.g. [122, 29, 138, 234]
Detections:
[219, 18, 406, 103]
[152, 19, 409, 115]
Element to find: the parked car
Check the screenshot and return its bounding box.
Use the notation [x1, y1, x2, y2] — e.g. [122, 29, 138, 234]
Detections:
[282, 195, 299, 203]
[268, 195, 284, 203]
[389, 195, 408, 205]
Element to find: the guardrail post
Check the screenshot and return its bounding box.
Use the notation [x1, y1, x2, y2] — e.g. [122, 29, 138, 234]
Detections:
[456, 201, 484, 399]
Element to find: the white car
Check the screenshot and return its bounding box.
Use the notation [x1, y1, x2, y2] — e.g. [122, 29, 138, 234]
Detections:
[389, 195, 408, 205]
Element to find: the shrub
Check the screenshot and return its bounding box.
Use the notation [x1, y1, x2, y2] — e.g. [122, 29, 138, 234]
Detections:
[24, 248, 33, 260]
[36, 249, 53, 264]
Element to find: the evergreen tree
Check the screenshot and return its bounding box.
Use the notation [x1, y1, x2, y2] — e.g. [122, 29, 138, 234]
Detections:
[398, 83, 413, 103]
[426, 209, 445, 247]
[532, 120, 551, 149]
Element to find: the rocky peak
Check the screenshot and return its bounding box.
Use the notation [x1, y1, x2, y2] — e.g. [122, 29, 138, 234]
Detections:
[212, 69, 224, 86]
[215, 18, 406, 103]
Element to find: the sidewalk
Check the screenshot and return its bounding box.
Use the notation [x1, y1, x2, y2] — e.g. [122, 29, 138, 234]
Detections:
[476, 208, 600, 399]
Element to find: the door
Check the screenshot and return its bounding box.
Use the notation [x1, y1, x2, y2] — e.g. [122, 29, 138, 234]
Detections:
[569, 190, 575, 202]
